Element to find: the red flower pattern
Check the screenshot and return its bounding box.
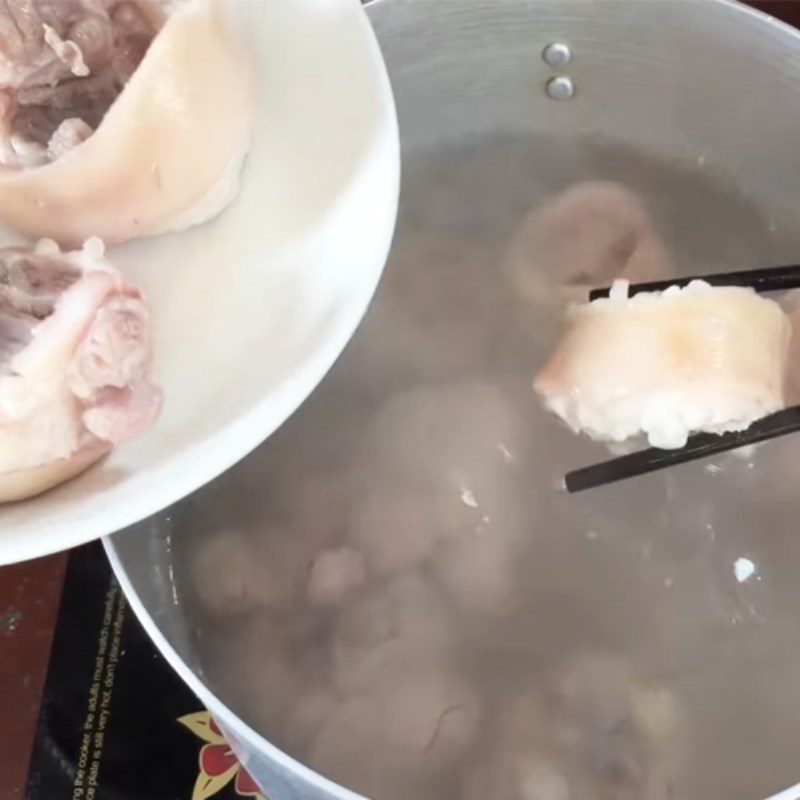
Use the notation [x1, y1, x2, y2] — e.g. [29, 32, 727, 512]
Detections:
[178, 711, 267, 800]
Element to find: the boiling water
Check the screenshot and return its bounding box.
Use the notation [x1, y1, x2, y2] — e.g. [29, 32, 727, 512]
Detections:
[172, 134, 800, 800]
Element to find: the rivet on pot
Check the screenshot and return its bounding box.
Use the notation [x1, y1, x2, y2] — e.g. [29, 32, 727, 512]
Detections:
[546, 76, 574, 100]
[542, 42, 572, 68]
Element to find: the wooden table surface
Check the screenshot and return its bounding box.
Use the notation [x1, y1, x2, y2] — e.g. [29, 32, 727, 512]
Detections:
[1, 3, 798, 799]
[1, 553, 67, 800]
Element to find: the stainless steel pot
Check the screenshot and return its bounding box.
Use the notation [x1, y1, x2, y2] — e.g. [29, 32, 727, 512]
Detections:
[106, 2, 800, 798]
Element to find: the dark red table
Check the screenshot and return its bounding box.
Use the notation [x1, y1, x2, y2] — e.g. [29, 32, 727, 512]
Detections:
[1, 554, 66, 800]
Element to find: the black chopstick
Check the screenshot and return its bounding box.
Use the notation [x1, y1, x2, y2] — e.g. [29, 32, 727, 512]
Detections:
[588, 264, 800, 301]
[564, 404, 800, 493]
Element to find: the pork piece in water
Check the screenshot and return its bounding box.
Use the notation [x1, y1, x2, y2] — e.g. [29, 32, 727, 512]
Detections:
[354, 381, 525, 613]
[552, 656, 684, 800]
[508, 182, 673, 310]
[306, 546, 367, 609]
[307, 668, 481, 800]
[0, 1, 164, 168]
[190, 525, 314, 619]
[346, 234, 502, 388]
[363, 381, 526, 534]
[0, 237, 160, 502]
[462, 655, 683, 800]
[332, 573, 453, 693]
[204, 610, 332, 743]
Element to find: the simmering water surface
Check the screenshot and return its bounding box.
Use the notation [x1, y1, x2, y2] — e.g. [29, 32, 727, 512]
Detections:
[172, 134, 800, 800]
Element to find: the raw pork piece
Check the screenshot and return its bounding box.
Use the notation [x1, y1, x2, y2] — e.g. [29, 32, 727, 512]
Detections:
[535, 279, 791, 449]
[0, 237, 160, 502]
[0, 0, 255, 245]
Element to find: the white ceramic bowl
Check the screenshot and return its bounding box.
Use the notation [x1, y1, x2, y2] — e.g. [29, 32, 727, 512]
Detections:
[0, 0, 400, 565]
